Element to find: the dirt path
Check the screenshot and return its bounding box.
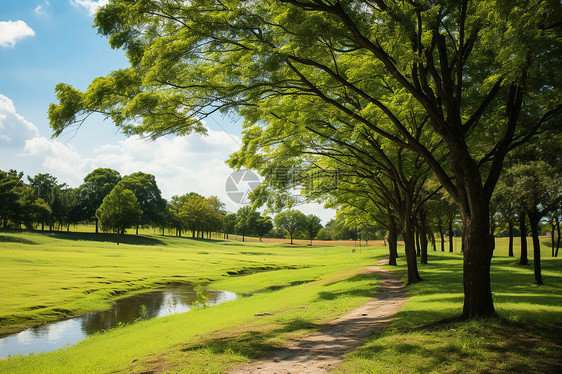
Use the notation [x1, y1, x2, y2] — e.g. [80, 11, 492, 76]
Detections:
[228, 260, 407, 374]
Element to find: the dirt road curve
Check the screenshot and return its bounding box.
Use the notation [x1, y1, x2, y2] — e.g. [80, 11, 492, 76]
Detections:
[229, 260, 407, 374]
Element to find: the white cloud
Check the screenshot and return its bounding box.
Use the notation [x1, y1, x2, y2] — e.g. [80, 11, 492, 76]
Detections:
[0, 20, 35, 48]
[70, 0, 109, 16]
[17, 121, 333, 220]
[35, 2, 51, 16]
[21, 126, 244, 210]
[0, 94, 40, 148]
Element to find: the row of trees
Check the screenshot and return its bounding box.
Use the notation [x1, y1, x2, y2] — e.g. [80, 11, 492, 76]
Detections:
[1, 167, 334, 245]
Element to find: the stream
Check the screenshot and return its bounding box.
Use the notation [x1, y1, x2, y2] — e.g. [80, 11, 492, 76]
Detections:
[0, 286, 237, 358]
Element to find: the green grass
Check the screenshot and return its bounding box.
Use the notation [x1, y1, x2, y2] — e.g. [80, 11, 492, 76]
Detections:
[0, 229, 377, 336]
[335, 249, 562, 373]
[1, 231, 560, 373]
[0, 229, 381, 373]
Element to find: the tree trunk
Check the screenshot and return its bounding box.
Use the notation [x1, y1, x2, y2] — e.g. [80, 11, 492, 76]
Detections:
[528, 211, 543, 285]
[459, 201, 496, 319]
[388, 213, 398, 266]
[95, 218, 99, 234]
[439, 223, 445, 252]
[551, 220, 555, 257]
[430, 230, 436, 251]
[403, 227, 422, 284]
[508, 220, 514, 257]
[448, 221, 454, 253]
[400, 213, 423, 284]
[518, 213, 528, 265]
[419, 211, 428, 265]
[554, 217, 560, 257]
[415, 225, 421, 257]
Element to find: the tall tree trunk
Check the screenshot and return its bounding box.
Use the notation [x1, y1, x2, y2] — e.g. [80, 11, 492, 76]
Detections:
[448, 220, 454, 253]
[439, 223, 445, 252]
[519, 213, 528, 265]
[95, 218, 99, 234]
[554, 217, 560, 257]
[430, 230, 436, 251]
[401, 214, 423, 284]
[551, 220, 555, 257]
[419, 211, 428, 265]
[136, 225, 139, 235]
[415, 225, 421, 257]
[528, 211, 543, 285]
[508, 220, 514, 257]
[388, 213, 398, 266]
[459, 199, 495, 319]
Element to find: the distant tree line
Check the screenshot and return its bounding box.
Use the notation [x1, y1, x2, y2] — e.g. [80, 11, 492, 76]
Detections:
[0, 167, 331, 245]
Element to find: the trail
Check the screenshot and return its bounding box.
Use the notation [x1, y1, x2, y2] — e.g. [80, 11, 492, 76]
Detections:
[229, 260, 407, 374]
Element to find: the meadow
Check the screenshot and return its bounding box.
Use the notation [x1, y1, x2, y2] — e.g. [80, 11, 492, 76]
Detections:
[0, 229, 560, 373]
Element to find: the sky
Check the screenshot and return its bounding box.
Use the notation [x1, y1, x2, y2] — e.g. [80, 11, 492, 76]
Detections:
[0, 0, 335, 222]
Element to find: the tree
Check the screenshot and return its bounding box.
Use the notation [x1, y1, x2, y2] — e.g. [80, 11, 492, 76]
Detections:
[304, 214, 323, 246]
[274, 210, 307, 244]
[79, 168, 121, 233]
[0, 170, 23, 227]
[27, 173, 59, 230]
[96, 184, 142, 245]
[254, 215, 274, 240]
[502, 162, 561, 284]
[49, 1, 562, 319]
[223, 213, 237, 239]
[117, 172, 166, 234]
[234, 206, 260, 242]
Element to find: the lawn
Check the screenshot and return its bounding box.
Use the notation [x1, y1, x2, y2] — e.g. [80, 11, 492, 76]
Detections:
[0, 230, 560, 373]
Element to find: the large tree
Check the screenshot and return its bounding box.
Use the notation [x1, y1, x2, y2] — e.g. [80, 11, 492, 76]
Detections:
[49, 1, 562, 319]
[79, 168, 122, 233]
[118, 171, 166, 234]
[274, 209, 307, 244]
[96, 184, 142, 244]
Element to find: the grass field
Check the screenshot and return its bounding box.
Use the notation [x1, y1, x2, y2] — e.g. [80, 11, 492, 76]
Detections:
[0, 229, 560, 373]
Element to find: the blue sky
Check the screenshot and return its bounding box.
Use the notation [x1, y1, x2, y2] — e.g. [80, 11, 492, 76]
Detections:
[0, 0, 334, 221]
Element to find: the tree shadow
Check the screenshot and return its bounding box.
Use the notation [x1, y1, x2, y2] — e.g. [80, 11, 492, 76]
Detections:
[0, 234, 36, 245]
[44, 231, 167, 246]
[180, 317, 323, 359]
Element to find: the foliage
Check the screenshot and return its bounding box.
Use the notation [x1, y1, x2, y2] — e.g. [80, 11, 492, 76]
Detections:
[117, 171, 166, 229]
[169, 193, 225, 236]
[96, 184, 142, 238]
[79, 168, 122, 227]
[304, 214, 323, 244]
[274, 210, 307, 244]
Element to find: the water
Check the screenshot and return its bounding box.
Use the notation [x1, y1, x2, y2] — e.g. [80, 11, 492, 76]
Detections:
[0, 286, 236, 358]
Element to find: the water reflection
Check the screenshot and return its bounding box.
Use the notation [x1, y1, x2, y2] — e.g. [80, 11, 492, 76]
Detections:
[0, 287, 236, 358]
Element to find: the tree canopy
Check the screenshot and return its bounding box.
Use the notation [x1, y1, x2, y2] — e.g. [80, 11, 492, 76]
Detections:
[48, 0, 562, 319]
[96, 184, 142, 244]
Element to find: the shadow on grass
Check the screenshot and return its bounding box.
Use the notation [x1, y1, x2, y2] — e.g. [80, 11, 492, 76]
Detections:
[44, 231, 167, 246]
[346, 318, 561, 374]
[0, 234, 36, 245]
[180, 317, 322, 359]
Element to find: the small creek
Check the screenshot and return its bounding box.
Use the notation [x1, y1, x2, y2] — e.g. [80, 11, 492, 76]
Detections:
[0, 286, 237, 358]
